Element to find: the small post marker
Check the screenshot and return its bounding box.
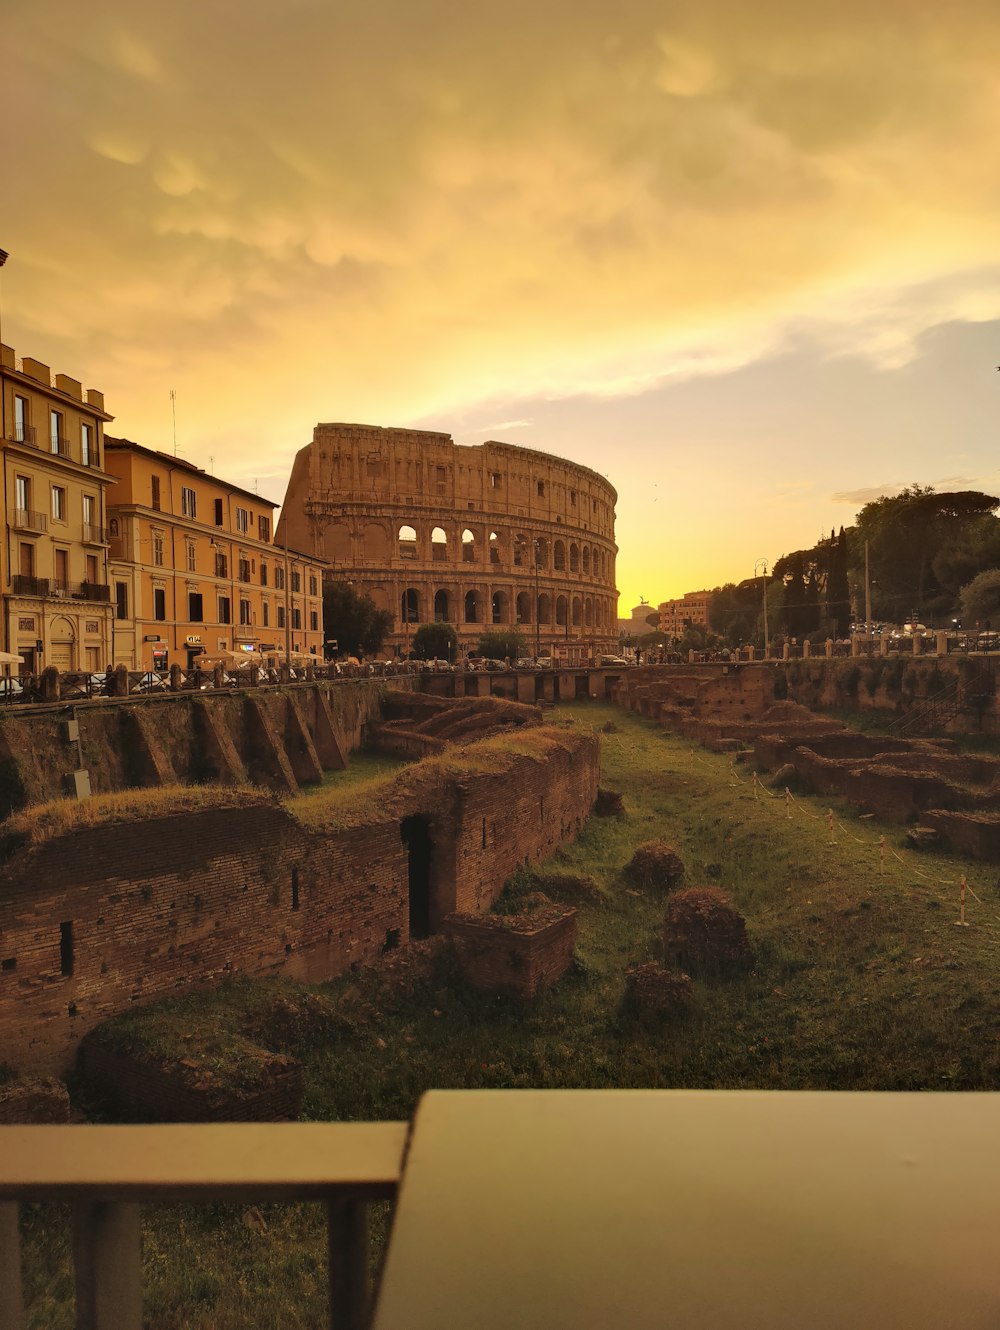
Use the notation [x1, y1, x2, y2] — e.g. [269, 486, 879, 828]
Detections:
[955, 876, 970, 927]
[785, 787, 792, 820]
[828, 809, 835, 845]
[752, 771, 758, 800]
[879, 835, 885, 876]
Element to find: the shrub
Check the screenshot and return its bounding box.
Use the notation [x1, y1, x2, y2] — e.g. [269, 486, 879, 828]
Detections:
[663, 887, 753, 977]
[623, 962, 692, 1021]
[594, 787, 625, 817]
[624, 840, 685, 892]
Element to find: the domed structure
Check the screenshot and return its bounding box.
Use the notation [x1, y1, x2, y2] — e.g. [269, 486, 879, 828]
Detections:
[276, 424, 619, 660]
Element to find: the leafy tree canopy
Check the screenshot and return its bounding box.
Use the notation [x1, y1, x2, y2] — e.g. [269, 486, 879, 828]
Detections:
[322, 581, 393, 658]
[411, 621, 458, 661]
[475, 628, 525, 661]
[959, 569, 1000, 628]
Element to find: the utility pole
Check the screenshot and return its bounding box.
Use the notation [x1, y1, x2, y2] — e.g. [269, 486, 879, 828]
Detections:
[865, 540, 872, 643]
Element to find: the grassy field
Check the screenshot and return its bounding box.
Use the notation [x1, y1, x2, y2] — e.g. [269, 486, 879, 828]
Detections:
[21, 700, 1000, 1327]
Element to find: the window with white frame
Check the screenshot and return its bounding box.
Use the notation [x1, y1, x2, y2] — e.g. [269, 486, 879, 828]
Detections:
[51, 486, 66, 521]
[181, 486, 197, 518]
[235, 506, 249, 533]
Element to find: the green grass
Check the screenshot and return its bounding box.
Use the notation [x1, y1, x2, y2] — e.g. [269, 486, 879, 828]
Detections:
[22, 700, 1000, 1326]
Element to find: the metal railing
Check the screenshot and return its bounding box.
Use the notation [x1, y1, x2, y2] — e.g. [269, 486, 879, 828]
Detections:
[50, 436, 71, 457]
[6, 423, 36, 446]
[9, 508, 47, 533]
[0, 1121, 406, 1330]
[74, 581, 111, 602]
[11, 574, 48, 596]
[81, 523, 107, 544]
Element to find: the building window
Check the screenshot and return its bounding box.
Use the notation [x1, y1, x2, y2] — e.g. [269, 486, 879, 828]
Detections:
[154, 587, 166, 620]
[215, 551, 228, 578]
[115, 582, 128, 619]
[537, 480, 545, 497]
[151, 474, 161, 510]
[214, 498, 224, 526]
[277, 605, 286, 629]
[275, 565, 285, 590]
[81, 423, 92, 467]
[490, 471, 501, 487]
[310, 610, 318, 631]
[238, 557, 251, 583]
[181, 486, 197, 519]
[15, 476, 30, 513]
[51, 486, 66, 521]
[186, 542, 196, 572]
[570, 490, 577, 506]
[291, 570, 301, 592]
[85, 554, 98, 584]
[54, 549, 68, 588]
[19, 542, 34, 577]
[152, 531, 165, 566]
[258, 515, 270, 542]
[235, 507, 249, 533]
[239, 597, 252, 625]
[13, 395, 29, 444]
[50, 411, 63, 454]
[292, 607, 301, 630]
[189, 592, 203, 621]
[218, 596, 231, 624]
[309, 574, 318, 596]
[263, 601, 269, 627]
[261, 562, 268, 587]
[83, 494, 95, 528]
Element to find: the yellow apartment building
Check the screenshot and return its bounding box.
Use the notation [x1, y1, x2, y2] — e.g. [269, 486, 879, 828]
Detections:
[0, 344, 114, 673]
[658, 590, 714, 638]
[104, 438, 326, 670]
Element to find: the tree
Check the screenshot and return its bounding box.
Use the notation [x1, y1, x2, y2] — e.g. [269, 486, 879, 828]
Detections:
[708, 580, 767, 647]
[322, 581, 393, 658]
[411, 622, 458, 661]
[959, 569, 1000, 627]
[853, 487, 1000, 621]
[476, 628, 525, 661]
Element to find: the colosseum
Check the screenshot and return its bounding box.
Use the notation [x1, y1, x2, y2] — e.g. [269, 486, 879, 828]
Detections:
[276, 424, 619, 661]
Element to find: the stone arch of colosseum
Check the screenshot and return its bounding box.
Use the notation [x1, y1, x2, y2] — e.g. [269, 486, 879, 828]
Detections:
[277, 424, 619, 659]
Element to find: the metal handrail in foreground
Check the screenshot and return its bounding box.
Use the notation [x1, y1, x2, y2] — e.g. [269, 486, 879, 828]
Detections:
[0, 1121, 408, 1330]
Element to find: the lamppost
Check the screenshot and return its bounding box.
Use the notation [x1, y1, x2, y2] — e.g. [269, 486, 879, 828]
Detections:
[755, 558, 770, 659]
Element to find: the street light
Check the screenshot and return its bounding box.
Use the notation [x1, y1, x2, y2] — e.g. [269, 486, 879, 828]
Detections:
[755, 559, 770, 659]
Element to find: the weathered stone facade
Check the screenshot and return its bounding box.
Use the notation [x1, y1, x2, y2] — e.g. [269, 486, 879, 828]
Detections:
[0, 725, 599, 1075]
[276, 424, 619, 661]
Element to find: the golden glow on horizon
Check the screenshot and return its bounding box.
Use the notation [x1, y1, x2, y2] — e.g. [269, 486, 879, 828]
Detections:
[4, 1, 1000, 609]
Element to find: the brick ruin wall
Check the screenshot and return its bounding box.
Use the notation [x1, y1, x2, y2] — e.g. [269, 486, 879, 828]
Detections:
[0, 728, 598, 1075]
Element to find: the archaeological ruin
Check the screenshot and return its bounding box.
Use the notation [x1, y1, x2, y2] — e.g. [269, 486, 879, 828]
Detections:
[276, 423, 619, 661]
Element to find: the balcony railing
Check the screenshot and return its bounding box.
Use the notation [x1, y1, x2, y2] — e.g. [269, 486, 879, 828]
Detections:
[11, 575, 48, 596]
[50, 436, 71, 458]
[81, 522, 107, 545]
[0, 1121, 406, 1330]
[6, 423, 36, 447]
[74, 581, 111, 602]
[9, 508, 47, 534]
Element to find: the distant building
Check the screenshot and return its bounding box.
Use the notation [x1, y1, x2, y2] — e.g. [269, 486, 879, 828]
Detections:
[0, 344, 115, 672]
[618, 601, 658, 639]
[105, 438, 326, 669]
[658, 590, 714, 638]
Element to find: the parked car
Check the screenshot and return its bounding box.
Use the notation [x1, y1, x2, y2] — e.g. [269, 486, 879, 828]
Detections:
[132, 671, 169, 693]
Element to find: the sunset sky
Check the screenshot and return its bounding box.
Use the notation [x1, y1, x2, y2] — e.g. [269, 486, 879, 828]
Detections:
[3, 0, 1000, 613]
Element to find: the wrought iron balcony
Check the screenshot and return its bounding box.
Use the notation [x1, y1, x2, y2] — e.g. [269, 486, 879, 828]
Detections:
[9, 508, 47, 534]
[11, 575, 48, 597]
[74, 581, 111, 602]
[81, 522, 107, 545]
[6, 423, 36, 447]
[49, 436, 71, 458]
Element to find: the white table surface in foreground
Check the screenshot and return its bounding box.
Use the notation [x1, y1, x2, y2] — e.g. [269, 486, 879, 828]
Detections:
[372, 1089, 1000, 1329]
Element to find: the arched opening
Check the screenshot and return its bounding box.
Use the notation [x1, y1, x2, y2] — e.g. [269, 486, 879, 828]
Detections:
[513, 534, 527, 567]
[492, 590, 508, 624]
[434, 589, 450, 621]
[489, 531, 500, 565]
[464, 589, 481, 623]
[365, 523, 388, 560]
[462, 528, 476, 563]
[569, 543, 580, 573]
[572, 596, 583, 627]
[585, 597, 594, 627]
[535, 537, 549, 569]
[431, 527, 448, 563]
[402, 588, 420, 623]
[554, 541, 566, 572]
[516, 591, 532, 624]
[326, 523, 351, 561]
[537, 593, 552, 624]
[556, 595, 568, 627]
[582, 547, 590, 575]
[398, 525, 417, 560]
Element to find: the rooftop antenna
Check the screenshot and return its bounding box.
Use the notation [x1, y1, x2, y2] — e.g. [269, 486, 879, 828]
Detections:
[169, 389, 177, 456]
